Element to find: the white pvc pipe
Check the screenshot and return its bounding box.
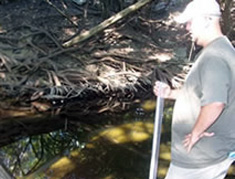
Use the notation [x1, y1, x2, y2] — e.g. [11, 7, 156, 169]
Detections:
[149, 95, 164, 179]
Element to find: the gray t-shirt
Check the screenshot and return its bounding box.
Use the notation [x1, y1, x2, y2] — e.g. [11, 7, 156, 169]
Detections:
[171, 36, 235, 168]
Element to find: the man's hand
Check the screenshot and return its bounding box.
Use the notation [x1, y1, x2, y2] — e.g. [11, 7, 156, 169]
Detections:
[183, 132, 215, 153]
[153, 81, 171, 98]
[153, 81, 179, 100]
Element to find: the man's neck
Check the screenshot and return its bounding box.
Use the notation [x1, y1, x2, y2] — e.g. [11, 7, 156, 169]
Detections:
[202, 31, 223, 47]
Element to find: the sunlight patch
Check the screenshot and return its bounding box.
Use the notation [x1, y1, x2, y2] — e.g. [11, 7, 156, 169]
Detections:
[92, 121, 154, 144]
[149, 52, 173, 62]
[46, 157, 76, 179]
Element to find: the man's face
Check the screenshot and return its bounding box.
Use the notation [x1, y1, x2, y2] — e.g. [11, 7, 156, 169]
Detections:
[186, 16, 207, 46]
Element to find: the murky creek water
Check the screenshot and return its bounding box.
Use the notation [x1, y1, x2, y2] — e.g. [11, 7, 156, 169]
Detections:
[0, 100, 235, 179]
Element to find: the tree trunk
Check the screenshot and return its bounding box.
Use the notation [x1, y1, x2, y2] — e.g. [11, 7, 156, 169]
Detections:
[221, 0, 235, 42]
[63, 0, 152, 47]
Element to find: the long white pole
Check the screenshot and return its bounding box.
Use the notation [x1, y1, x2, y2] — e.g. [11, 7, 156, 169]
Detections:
[149, 95, 164, 179]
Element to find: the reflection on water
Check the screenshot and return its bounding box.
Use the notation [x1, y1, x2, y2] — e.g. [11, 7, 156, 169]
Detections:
[91, 121, 154, 144]
[1, 100, 234, 179]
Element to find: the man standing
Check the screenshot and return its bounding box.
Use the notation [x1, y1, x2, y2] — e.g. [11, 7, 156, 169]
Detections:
[153, 0, 235, 178]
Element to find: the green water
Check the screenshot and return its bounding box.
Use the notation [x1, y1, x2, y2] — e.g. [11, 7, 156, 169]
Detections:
[0, 100, 234, 179]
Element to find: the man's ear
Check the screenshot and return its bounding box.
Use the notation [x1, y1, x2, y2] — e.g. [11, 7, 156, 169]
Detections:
[204, 16, 212, 28]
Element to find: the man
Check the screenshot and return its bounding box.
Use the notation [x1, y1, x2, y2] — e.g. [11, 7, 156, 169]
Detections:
[153, 0, 235, 178]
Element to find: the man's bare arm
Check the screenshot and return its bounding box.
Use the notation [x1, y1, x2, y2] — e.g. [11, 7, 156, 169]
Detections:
[183, 102, 225, 152]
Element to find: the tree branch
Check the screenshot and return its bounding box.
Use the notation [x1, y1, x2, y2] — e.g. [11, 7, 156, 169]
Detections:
[63, 0, 152, 47]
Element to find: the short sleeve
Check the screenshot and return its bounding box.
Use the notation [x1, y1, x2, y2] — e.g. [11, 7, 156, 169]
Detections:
[199, 57, 230, 106]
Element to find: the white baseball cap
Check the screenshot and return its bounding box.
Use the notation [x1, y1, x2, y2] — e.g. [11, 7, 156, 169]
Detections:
[175, 0, 221, 23]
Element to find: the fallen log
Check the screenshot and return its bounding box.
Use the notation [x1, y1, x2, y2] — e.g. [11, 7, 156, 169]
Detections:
[0, 163, 13, 179]
[63, 0, 152, 47]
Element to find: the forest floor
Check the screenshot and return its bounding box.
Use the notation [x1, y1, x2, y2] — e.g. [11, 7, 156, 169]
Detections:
[0, 0, 193, 118]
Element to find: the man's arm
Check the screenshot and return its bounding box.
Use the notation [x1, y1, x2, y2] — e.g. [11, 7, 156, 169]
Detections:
[183, 102, 225, 153]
